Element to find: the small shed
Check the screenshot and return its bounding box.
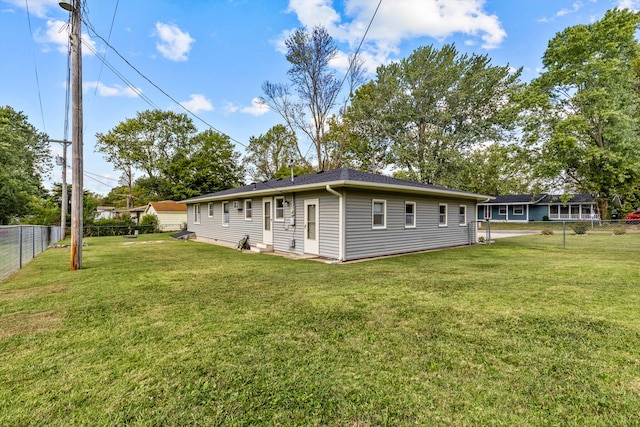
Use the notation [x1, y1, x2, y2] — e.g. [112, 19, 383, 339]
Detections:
[144, 201, 187, 231]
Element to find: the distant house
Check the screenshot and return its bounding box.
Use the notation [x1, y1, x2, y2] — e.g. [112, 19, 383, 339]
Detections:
[477, 194, 599, 222]
[95, 206, 121, 220]
[180, 168, 492, 262]
[144, 201, 187, 231]
[126, 205, 147, 224]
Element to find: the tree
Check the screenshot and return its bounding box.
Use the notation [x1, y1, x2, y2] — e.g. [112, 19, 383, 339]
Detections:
[0, 106, 50, 224]
[244, 124, 299, 181]
[167, 129, 244, 199]
[525, 9, 640, 218]
[348, 44, 523, 188]
[261, 26, 364, 171]
[95, 109, 197, 199]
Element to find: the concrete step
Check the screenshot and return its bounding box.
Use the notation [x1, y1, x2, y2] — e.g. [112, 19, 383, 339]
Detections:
[250, 242, 273, 253]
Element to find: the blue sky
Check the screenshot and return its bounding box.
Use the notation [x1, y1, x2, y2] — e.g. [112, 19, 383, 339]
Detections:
[1, 0, 637, 195]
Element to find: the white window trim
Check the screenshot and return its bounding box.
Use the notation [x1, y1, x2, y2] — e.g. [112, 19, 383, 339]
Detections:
[483, 205, 492, 220]
[372, 199, 387, 230]
[439, 203, 448, 227]
[194, 204, 201, 225]
[405, 201, 416, 228]
[514, 205, 524, 215]
[244, 199, 253, 221]
[499, 205, 507, 215]
[459, 205, 467, 226]
[274, 196, 285, 222]
[207, 202, 214, 218]
[222, 201, 229, 227]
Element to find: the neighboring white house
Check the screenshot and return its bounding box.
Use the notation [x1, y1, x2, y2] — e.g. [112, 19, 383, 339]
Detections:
[95, 206, 121, 220]
[143, 201, 187, 231]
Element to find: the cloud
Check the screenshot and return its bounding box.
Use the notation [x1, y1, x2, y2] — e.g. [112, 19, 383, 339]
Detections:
[223, 99, 270, 116]
[283, 0, 507, 71]
[618, 0, 640, 10]
[154, 22, 194, 61]
[180, 94, 213, 113]
[538, 1, 583, 22]
[3, 0, 60, 18]
[83, 82, 141, 97]
[34, 19, 96, 55]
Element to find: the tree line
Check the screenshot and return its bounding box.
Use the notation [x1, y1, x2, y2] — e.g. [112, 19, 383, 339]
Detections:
[2, 8, 639, 225]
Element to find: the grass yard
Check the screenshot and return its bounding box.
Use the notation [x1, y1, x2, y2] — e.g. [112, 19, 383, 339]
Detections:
[1, 233, 639, 425]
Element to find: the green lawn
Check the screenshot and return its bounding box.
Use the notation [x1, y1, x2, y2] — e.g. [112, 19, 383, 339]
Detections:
[1, 233, 639, 425]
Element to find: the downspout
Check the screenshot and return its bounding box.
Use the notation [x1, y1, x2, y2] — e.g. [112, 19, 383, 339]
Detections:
[326, 184, 344, 262]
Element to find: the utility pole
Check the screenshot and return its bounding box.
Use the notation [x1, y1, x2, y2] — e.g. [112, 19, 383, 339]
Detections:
[60, 0, 83, 270]
[49, 139, 70, 239]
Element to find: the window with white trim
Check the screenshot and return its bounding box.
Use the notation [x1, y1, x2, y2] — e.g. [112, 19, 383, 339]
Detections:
[439, 204, 448, 226]
[244, 200, 252, 220]
[194, 204, 201, 224]
[499, 206, 507, 215]
[514, 205, 524, 215]
[459, 205, 467, 226]
[405, 202, 416, 228]
[275, 197, 285, 221]
[483, 205, 492, 220]
[207, 202, 214, 218]
[372, 199, 386, 229]
[222, 202, 229, 226]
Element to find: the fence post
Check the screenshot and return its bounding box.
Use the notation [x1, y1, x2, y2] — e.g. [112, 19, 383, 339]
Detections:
[19, 226, 23, 269]
[563, 221, 566, 249]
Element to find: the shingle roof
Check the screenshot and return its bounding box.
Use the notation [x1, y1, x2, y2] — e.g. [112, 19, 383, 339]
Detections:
[180, 168, 492, 203]
[481, 193, 595, 205]
[148, 200, 187, 212]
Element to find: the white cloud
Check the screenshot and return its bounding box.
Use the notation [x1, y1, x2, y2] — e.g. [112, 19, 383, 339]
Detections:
[556, 2, 582, 17]
[3, 0, 59, 18]
[34, 19, 96, 56]
[154, 22, 194, 61]
[618, 0, 640, 10]
[283, 0, 507, 72]
[180, 94, 213, 113]
[83, 82, 141, 98]
[223, 99, 270, 116]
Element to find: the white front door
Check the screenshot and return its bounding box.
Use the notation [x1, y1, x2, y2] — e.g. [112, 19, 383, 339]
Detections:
[304, 199, 319, 255]
[263, 197, 273, 245]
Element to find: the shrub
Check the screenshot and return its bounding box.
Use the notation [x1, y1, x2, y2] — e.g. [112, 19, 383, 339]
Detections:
[478, 236, 485, 243]
[572, 221, 588, 235]
[542, 215, 550, 221]
[613, 227, 627, 235]
[140, 214, 159, 232]
[541, 228, 554, 235]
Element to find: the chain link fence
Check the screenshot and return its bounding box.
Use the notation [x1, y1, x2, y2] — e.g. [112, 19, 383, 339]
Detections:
[0, 225, 62, 282]
[475, 220, 639, 249]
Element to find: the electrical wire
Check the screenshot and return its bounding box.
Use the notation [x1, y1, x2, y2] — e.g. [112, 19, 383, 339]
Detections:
[84, 170, 120, 182]
[92, 0, 119, 97]
[24, 0, 46, 133]
[81, 15, 248, 149]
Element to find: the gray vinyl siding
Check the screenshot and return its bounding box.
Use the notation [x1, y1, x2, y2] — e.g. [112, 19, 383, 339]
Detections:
[344, 190, 475, 261]
[188, 200, 262, 247]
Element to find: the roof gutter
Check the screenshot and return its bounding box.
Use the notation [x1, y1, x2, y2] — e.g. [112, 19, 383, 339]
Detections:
[326, 184, 345, 262]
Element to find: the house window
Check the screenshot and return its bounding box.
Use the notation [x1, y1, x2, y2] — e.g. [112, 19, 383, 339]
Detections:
[275, 197, 285, 221]
[244, 200, 252, 220]
[439, 204, 448, 227]
[483, 205, 492, 220]
[499, 206, 507, 215]
[405, 202, 416, 228]
[194, 204, 201, 224]
[222, 202, 229, 226]
[459, 205, 467, 226]
[514, 205, 524, 215]
[208, 202, 214, 218]
[372, 199, 386, 229]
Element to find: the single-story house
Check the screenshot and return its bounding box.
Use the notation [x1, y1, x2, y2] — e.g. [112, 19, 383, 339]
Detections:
[95, 206, 125, 220]
[180, 168, 492, 262]
[126, 205, 148, 224]
[477, 194, 599, 222]
[144, 201, 187, 231]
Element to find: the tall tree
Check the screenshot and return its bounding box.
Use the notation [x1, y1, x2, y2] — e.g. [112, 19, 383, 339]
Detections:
[524, 8, 640, 218]
[96, 109, 197, 199]
[347, 44, 523, 188]
[168, 129, 244, 199]
[244, 124, 299, 181]
[0, 106, 50, 224]
[261, 26, 363, 171]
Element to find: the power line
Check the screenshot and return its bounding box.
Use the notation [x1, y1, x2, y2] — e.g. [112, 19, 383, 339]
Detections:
[92, 0, 119, 97]
[84, 169, 120, 182]
[81, 16, 248, 149]
[24, 0, 46, 133]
